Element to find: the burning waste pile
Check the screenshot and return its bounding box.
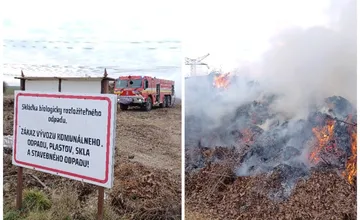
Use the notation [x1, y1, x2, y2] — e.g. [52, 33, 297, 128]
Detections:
[185, 1, 356, 217]
[185, 72, 357, 218]
[187, 75, 357, 186]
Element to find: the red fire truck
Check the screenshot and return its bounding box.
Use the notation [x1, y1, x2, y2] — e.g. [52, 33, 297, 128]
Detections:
[113, 75, 175, 111]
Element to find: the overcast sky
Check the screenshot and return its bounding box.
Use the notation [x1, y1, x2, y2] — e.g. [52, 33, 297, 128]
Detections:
[2, 0, 354, 89]
[182, 0, 333, 74]
[2, 0, 183, 95]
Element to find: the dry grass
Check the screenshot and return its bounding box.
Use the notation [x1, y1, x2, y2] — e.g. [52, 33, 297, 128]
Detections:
[185, 210, 215, 220]
[3, 154, 181, 220]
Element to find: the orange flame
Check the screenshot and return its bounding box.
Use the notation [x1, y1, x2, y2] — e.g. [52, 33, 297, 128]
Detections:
[343, 129, 357, 184]
[310, 116, 357, 185]
[309, 119, 335, 164]
[213, 72, 230, 88]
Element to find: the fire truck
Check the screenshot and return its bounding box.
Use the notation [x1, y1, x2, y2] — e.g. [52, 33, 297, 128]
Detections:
[113, 75, 175, 111]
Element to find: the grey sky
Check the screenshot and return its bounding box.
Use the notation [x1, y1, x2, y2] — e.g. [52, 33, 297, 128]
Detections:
[3, 0, 182, 96]
[182, 0, 332, 74]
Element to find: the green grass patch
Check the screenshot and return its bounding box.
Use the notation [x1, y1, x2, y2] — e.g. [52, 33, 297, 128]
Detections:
[23, 189, 51, 212]
[3, 210, 22, 220]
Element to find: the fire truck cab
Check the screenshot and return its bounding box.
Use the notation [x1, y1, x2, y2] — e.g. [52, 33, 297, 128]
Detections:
[114, 75, 175, 111]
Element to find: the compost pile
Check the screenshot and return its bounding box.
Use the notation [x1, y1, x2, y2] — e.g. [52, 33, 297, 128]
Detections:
[185, 79, 357, 219]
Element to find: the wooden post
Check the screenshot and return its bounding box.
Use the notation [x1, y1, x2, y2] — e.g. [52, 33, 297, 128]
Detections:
[16, 167, 23, 210]
[97, 68, 109, 220]
[20, 70, 25, 91]
[16, 70, 26, 210]
[97, 186, 105, 220]
[101, 69, 109, 94]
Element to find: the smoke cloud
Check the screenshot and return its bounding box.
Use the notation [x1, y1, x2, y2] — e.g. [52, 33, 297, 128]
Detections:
[185, 0, 357, 191]
[257, 0, 356, 119]
[186, 0, 356, 126]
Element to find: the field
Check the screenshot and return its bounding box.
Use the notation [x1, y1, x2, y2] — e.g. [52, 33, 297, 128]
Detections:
[3, 95, 182, 220]
[4, 86, 20, 96]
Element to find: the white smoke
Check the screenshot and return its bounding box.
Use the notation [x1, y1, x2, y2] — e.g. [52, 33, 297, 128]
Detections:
[186, 0, 356, 124]
[185, 0, 357, 180]
[257, 0, 356, 119]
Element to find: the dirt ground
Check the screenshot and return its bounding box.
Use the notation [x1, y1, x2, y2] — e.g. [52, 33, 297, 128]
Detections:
[185, 149, 357, 220]
[3, 96, 182, 220]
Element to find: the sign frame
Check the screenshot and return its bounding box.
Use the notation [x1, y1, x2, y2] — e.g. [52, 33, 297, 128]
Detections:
[12, 91, 117, 188]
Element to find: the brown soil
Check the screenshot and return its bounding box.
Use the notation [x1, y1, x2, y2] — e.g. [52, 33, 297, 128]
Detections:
[3, 96, 181, 220]
[185, 148, 357, 220]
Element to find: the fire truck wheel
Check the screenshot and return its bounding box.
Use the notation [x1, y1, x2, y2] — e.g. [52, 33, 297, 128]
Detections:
[120, 104, 128, 110]
[145, 97, 152, 111]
